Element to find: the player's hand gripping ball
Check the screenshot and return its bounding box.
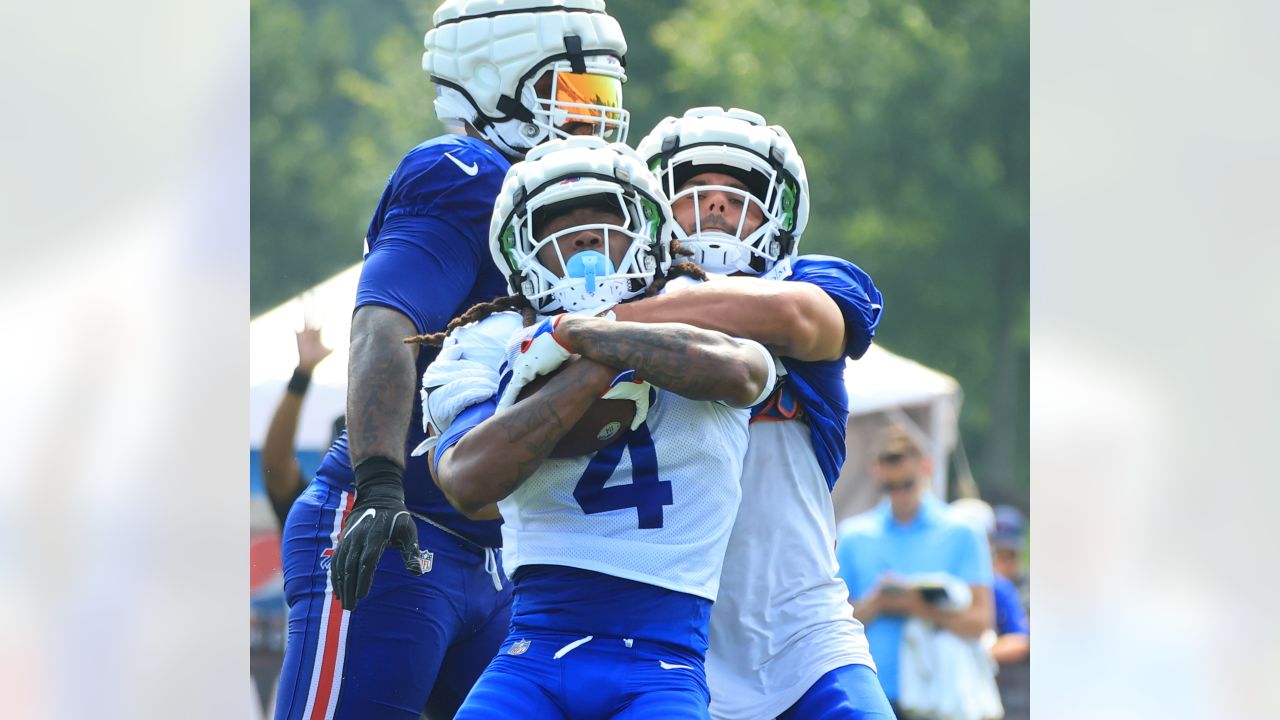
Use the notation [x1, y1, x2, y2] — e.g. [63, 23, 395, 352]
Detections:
[517, 368, 648, 457]
[499, 315, 652, 457]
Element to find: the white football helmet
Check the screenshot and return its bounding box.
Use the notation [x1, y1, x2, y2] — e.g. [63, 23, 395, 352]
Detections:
[490, 136, 674, 314]
[423, 0, 630, 158]
[635, 106, 809, 278]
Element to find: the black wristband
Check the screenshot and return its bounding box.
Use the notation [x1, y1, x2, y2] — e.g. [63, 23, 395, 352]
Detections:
[352, 456, 405, 492]
[286, 368, 312, 395]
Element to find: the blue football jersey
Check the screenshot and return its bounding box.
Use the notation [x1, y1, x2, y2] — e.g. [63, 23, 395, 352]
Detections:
[751, 255, 884, 490]
[314, 134, 511, 547]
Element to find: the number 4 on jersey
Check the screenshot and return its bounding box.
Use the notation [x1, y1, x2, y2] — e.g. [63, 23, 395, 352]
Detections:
[572, 424, 673, 529]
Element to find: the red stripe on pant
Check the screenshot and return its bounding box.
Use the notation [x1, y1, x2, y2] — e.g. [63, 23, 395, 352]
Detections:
[308, 491, 355, 720]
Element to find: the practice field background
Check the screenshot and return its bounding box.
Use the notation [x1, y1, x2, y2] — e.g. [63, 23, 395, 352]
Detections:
[251, 0, 1030, 508]
[6, 0, 1280, 718]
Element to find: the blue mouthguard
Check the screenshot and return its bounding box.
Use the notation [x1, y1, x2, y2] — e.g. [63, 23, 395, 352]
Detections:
[564, 251, 615, 294]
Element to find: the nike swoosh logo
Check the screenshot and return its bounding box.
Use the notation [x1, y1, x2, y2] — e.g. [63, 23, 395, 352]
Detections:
[444, 151, 478, 176]
[658, 661, 694, 671]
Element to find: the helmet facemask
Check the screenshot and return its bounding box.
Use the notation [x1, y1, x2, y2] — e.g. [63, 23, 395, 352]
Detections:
[659, 147, 799, 277]
[499, 181, 663, 314]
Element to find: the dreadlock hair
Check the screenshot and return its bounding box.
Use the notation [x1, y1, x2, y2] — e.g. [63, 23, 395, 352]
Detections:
[645, 237, 707, 297]
[403, 239, 707, 348]
[404, 293, 537, 348]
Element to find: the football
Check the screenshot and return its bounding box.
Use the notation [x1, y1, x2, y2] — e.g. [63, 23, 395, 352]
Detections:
[518, 367, 634, 457]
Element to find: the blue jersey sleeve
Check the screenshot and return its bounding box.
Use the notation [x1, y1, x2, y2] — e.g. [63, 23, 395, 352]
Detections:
[994, 575, 1030, 635]
[356, 214, 490, 334]
[435, 398, 499, 461]
[790, 255, 883, 360]
[765, 255, 883, 492]
[356, 135, 511, 334]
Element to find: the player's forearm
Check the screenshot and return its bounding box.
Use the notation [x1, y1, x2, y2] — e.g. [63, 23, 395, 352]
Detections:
[347, 306, 420, 469]
[556, 316, 769, 407]
[262, 392, 305, 500]
[437, 357, 616, 516]
[611, 278, 845, 362]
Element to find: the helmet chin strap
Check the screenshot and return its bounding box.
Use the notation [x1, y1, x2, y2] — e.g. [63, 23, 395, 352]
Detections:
[483, 118, 547, 159]
[434, 86, 547, 159]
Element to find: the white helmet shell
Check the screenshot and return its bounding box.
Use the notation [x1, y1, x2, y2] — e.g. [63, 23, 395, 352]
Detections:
[635, 106, 809, 278]
[490, 135, 675, 314]
[424, 0, 629, 157]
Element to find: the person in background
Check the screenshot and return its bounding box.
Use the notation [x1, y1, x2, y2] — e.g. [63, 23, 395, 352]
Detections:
[261, 323, 333, 528]
[990, 505, 1029, 720]
[835, 425, 994, 717]
[992, 505, 1030, 612]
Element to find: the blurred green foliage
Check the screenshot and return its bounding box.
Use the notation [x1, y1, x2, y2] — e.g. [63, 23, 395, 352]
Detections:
[251, 0, 1028, 500]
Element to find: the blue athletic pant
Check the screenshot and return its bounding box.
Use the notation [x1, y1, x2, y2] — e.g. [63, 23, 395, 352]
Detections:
[778, 664, 897, 720]
[274, 480, 513, 720]
[454, 631, 711, 720]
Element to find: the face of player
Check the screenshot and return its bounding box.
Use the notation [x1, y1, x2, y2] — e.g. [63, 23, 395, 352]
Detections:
[534, 206, 631, 276]
[875, 456, 929, 520]
[671, 171, 765, 239]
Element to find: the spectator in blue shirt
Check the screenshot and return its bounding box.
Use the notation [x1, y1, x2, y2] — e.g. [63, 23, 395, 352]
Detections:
[835, 424, 995, 709]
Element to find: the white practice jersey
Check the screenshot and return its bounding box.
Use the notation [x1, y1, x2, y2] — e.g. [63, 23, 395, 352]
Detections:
[499, 387, 749, 600]
[707, 419, 876, 720]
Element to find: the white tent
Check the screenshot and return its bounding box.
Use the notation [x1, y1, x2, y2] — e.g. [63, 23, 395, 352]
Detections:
[250, 264, 361, 451]
[832, 345, 963, 522]
[248, 264, 964, 522]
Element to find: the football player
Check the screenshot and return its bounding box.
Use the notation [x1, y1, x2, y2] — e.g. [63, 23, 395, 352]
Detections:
[273, 2, 630, 719]
[423, 137, 777, 719]
[626, 107, 895, 719]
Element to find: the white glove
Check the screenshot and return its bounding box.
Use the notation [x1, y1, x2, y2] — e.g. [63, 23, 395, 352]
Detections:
[601, 370, 652, 430]
[496, 315, 573, 410]
[409, 313, 521, 457]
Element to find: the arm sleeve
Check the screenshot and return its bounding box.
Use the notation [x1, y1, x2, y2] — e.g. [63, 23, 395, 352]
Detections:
[792, 258, 884, 360]
[720, 337, 777, 408]
[355, 214, 487, 334]
[435, 398, 499, 460]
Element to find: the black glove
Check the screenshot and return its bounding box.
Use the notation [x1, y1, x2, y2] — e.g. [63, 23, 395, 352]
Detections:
[331, 457, 426, 610]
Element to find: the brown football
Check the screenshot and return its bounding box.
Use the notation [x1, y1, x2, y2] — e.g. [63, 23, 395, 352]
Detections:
[518, 367, 634, 457]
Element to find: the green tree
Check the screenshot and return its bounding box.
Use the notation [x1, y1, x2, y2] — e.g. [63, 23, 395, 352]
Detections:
[655, 0, 1029, 498]
[250, 0, 1028, 501]
[251, 0, 439, 314]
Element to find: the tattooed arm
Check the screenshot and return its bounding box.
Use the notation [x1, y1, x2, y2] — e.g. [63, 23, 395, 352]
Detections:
[554, 316, 773, 409]
[432, 356, 618, 519]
